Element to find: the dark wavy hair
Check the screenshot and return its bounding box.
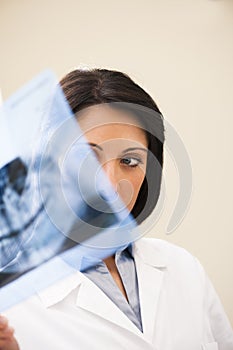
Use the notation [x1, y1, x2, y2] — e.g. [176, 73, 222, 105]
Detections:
[60, 69, 165, 224]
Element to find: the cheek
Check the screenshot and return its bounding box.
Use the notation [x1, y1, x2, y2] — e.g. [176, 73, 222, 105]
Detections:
[131, 173, 145, 195]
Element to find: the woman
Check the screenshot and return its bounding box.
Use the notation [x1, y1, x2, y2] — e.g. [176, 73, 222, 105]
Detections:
[0, 69, 232, 350]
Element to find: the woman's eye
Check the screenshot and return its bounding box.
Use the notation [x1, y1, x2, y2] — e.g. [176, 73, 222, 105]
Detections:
[120, 157, 142, 167]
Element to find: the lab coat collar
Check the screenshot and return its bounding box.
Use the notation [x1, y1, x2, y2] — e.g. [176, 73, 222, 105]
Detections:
[132, 238, 168, 268]
[37, 270, 83, 308]
[37, 238, 167, 344]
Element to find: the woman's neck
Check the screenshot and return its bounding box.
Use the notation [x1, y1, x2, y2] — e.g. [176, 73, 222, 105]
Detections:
[103, 255, 129, 302]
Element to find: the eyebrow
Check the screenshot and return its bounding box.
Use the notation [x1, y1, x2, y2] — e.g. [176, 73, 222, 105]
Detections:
[88, 143, 147, 153]
[122, 147, 148, 153]
[88, 142, 103, 151]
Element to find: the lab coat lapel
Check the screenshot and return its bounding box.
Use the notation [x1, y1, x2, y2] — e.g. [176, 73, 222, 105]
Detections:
[133, 239, 167, 343]
[37, 239, 167, 345]
[38, 270, 142, 337]
[75, 272, 143, 337]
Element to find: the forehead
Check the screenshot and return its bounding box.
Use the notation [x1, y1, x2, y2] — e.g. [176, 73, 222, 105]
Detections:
[77, 104, 143, 129]
[76, 104, 147, 146]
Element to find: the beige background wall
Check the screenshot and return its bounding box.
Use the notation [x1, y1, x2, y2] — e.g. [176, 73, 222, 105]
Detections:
[0, 0, 233, 325]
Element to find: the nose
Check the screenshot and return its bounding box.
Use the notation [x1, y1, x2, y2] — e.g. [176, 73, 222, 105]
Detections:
[102, 160, 119, 192]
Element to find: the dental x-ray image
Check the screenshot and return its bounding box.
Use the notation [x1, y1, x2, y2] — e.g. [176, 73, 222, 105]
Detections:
[0, 70, 137, 311]
[0, 158, 30, 272]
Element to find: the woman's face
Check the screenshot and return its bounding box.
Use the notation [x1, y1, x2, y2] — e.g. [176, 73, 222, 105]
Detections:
[78, 105, 148, 212]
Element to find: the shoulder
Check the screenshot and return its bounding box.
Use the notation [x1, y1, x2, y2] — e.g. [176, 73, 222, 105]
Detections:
[134, 237, 196, 261]
[133, 237, 205, 281]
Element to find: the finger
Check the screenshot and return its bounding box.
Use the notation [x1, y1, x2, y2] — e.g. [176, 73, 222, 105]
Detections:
[0, 337, 15, 347]
[0, 316, 8, 329]
[0, 326, 14, 339]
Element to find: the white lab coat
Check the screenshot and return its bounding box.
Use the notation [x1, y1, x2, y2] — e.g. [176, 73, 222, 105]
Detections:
[4, 238, 233, 350]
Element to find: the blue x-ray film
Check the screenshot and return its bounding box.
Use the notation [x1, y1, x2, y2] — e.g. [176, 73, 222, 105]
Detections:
[0, 70, 138, 311]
